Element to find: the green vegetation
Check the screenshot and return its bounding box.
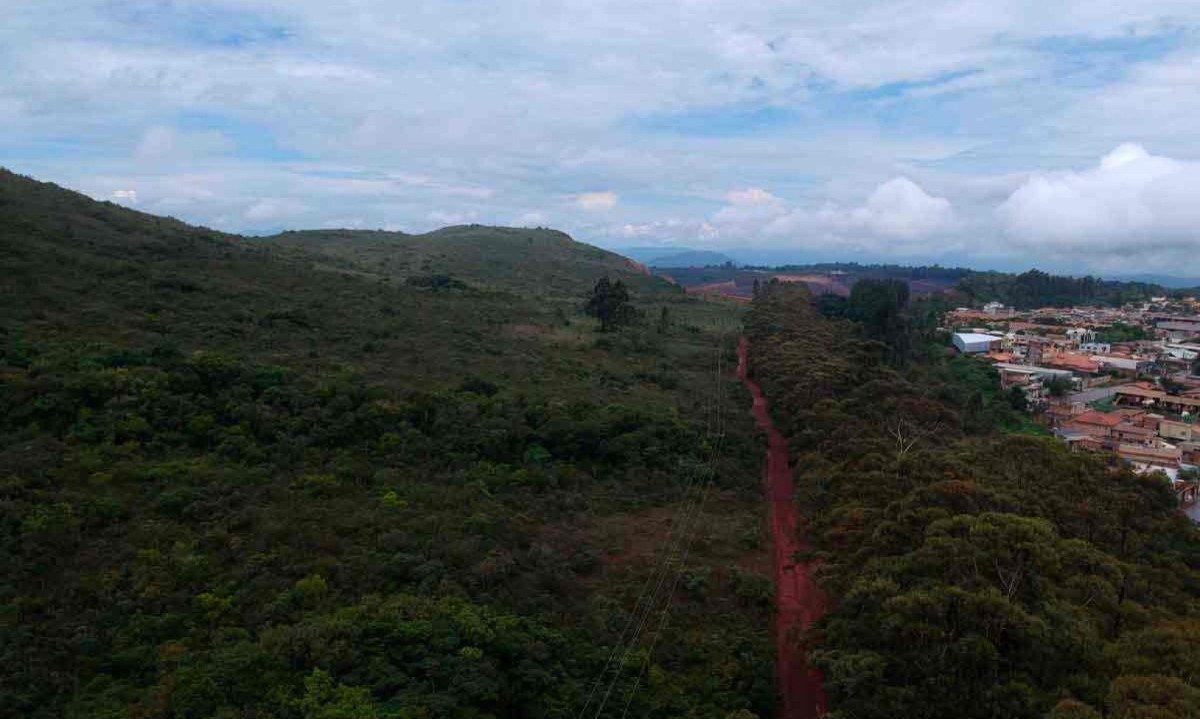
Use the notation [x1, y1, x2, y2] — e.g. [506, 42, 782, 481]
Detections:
[1046, 375, 1073, 398]
[746, 283, 1200, 719]
[585, 276, 639, 332]
[958, 269, 1165, 309]
[1094, 322, 1152, 344]
[0, 169, 773, 718]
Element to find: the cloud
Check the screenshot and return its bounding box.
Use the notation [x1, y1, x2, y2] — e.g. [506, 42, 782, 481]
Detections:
[575, 191, 618, 211]
[709, 177, 955, 253]
[110, 188, 137, 203]
[726, 187, 782, 206]
[2, 2, 1200, 272]
[244, 197, 308, 223]
[427, 209, 475, 226]
[843, 177, 955, 240]
[515, 211, 548, 226]
[134, 125, 233, 164]
[997, 144, 1200, 261]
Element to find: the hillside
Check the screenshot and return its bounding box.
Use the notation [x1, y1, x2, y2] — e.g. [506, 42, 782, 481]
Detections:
[271, 226, 656, 298]
[0, 169, 773, 718]
[747, 282, 1200, 719]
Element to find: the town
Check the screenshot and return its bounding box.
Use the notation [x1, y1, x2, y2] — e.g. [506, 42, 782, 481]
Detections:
[948, 296, 1200, 516]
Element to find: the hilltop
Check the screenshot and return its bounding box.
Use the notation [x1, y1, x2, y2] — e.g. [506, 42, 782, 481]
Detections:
[272, 225, 656, 297]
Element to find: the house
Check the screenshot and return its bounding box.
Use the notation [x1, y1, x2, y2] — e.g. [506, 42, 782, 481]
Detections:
[1040, 352, 1101, 376]
[1159, 419, 1194, 442]
[1062, 410, 1123, 439]
[1080, 341, 1112, 354]
[952, 332, 1001, 354]
[1112, 423, 1155, 445]
[1114, 387, 1200, 416]
[1118, 443, 1182, 469]
[1091, 354, 1150, 377]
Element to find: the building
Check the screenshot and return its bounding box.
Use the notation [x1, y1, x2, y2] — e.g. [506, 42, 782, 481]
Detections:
[953, 332, 1002, 354]
[1118, 443, 1183, 469]
[1159, 419, 1194, 442]
[1041, 352, 1101, 378]
[1062, 410, 1123, 439]
[1066, 327, 1095, 346]
[982, 301, 1015, 318]
[1114, 386, 1200, 416]
[1090, 354, 1151, 377]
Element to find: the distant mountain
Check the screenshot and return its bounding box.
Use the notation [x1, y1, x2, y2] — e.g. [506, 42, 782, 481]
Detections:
[620, 246, 737, 267]
[1105, 273, 1200, 290]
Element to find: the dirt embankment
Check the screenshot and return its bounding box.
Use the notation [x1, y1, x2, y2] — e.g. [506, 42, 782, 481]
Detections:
[737, 338, 827, 719]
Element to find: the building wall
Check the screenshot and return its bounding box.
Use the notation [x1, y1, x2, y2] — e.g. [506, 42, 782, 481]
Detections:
[1160, 420, 1194, 442]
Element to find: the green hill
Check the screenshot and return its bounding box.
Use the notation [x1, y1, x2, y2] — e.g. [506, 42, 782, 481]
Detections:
[271, 225, 657, 297]
[0, 169, 771, 718]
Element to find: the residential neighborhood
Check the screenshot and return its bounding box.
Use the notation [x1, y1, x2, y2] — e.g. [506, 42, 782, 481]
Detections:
[947, 297, 1200, 514]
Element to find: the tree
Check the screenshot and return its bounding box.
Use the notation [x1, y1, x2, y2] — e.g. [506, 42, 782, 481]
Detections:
[1046, 376, 1072, 398]
[848, 278, 911, 364]
[585, 276, 637, 332]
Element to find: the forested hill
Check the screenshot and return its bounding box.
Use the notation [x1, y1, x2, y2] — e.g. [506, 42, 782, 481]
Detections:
[746, 281, 1200, 719]
[956, 269, 1169, 309]
[0, 168, 775, 718]
[270, 225, 656, 297]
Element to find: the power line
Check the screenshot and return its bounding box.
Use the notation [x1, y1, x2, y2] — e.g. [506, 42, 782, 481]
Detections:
[583, 332, 734, 718]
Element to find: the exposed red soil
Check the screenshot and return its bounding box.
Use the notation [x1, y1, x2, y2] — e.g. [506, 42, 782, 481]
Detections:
[738, 337, 828, 719]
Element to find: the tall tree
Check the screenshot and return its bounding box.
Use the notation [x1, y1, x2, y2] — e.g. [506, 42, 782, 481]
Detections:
[585, 276, 636, 331]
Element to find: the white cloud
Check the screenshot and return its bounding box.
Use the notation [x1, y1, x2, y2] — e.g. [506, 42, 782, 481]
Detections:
[726, 187, 782, 206]
[244, 197, 308, 223]
[110, 188, 137, 203]
[845, 177, 955, 240]
[134, 125, 233, 164]
[709, 177, 955, 252]
[2, 2, 1200, 272]
[515, 211, 548, 226]
[427, 209, 475, 226]
[575, 191, 618, 211]
[998, 144, 1200, 260]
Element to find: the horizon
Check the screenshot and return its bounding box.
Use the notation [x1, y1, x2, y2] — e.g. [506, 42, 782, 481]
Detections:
[9, 162, 1200, 284]
[4, 1, 1200, 274]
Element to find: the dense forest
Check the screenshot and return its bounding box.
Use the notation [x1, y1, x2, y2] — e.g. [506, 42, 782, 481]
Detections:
[745, 280, 1200, 719]
[957, 269, 1168, 309]
[761, 262, 974, 282]
[0, 169, 774, 718]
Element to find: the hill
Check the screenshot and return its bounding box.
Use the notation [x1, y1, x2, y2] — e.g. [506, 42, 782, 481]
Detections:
[957, 269, 1169, 309]
[0, 169, 773, 718]
[1106, 273, 1200, 290]
[271, 225, 657, 297]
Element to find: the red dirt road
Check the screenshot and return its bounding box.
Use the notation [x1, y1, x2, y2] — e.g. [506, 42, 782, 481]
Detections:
[737, 338, 827, 719]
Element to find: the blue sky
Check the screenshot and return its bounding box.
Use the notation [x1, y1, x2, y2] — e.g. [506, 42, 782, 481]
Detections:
[3, 0, 1200, 273]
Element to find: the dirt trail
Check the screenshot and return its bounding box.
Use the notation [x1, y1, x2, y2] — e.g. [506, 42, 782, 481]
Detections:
[737, 337, 827, 719]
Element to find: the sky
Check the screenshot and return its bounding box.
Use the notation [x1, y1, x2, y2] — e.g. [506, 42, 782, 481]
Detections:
[3, 1, 1200, 274]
